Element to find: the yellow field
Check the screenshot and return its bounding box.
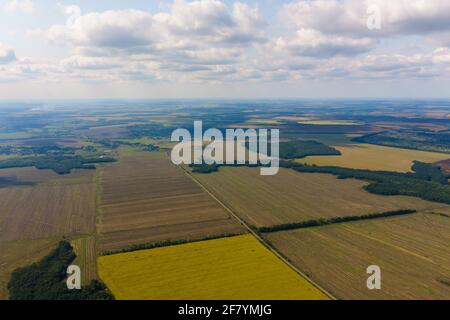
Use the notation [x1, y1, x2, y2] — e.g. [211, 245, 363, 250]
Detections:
[0, 132, 33, 139]
[246, 119, 281, 125]
[0, 154, 21, 160]
[98, 235, 328, 300]
[298, 120, 362, 125]
[275, 116, 312, 122]
[300, 143, 450, 172]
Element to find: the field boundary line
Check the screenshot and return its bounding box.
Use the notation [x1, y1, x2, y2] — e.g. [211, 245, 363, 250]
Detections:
[179, 164, 337, 300]
[257, 209, 417, 233]
[92, 165, 106, 276]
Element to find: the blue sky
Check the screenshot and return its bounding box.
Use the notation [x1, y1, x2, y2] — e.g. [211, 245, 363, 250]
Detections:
[1, 0, 450, 99]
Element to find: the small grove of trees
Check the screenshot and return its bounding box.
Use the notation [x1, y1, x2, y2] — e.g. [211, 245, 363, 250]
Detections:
[0, 155, 115, 175]
[353, 131, 450, 154]
[8, 241, 113, 300]
[279, 140, 341, 159]
[280, 161, 450, 205]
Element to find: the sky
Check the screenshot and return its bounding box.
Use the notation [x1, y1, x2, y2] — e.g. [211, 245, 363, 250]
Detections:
[1, 0, 450, 99]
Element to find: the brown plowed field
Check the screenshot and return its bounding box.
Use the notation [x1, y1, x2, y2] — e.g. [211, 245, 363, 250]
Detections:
[265, 213, 450, 300]
[0, 183, 96, 241]
[98, 152, 244, 252]
[193, 167, 450, 228]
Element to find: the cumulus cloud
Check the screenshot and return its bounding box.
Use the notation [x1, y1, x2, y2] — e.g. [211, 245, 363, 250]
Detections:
[356, 54, 428, 72]
[29, 0, 268, 83]
[273, 29, 374, 58]
[0, 44, 17, 64]
[0, 57, 60, 82]
[262, 0, 450, 81]
[45, 9, 154, 49]
[9, 0, 450, 86]
[3, 0, 33, 14]
[280, 0, 450, 39]
[61, 56, 122, 70]
[432, 47, 450, 64]
[42, 0, 266, 51]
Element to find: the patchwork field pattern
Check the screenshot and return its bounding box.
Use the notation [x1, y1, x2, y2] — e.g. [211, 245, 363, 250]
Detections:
[300, 144, 450, 172]
[98, 152, 244, 252]
[98, 235, 329, 300]
[193, 167, 450, 228]
[265, 213, 450, 300]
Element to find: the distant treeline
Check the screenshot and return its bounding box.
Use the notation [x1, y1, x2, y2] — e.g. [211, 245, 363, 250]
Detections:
[190, 140, 340, 173]
[246, 139, 341, 159]
[96, 139, 160, 152]
[8, 241, 113, 300]
[281, 161, 450, 205]
[0, 155, 115, 174]
[0, 177, 35, 188]
[0, 144, 76, 156]
[127, 124, 179, 139]
[102, 232, 245, 256]
[257, 210, 417, 233]
[190, 163, 263, 174]
[190, 163, 221, 173]
[353, 131, 450, 154]
[279, 140, 341, 159]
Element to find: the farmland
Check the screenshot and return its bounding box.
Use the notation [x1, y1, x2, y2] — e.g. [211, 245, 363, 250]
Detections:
[98, 234, 328, 300]
[0, 238, 60, 299]
[71, 236, 98, 286]
[297, 120, 362, 126]
[98, 151, 244, 252]
[0, 163, 99, 298]
[300, 144, 450, 172]
[265, 213, 450, 300]
[0, 167, 94, 185]
[0, 167, 61, 184]
[0, 100, 449, 300]
[0, 182, 97, 242]
[193, 166, 450, 228]
[354, 131, 450, 154]
[436, 159, 450, 175]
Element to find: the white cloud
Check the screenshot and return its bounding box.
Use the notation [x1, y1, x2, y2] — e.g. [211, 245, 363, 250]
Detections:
[61, 56, 122, 70]
[28, 0, 267, 83]
[45, 9, 154, 48]
[151, 0, 266, 45]
[432, 47, 450, 64]
[8, 0, 450, 87]
[4, 0, 33, 14]
[42, 0, 266, 51]
[280, 0, 450, 39]
[0, 44, 17, 64]
[273, 29, 374, 58]
[354, 54, 430, 75]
